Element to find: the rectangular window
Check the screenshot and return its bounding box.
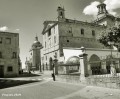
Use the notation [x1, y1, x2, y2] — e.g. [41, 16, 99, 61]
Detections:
[45, 42, 46, 48]
[7, 66, 13, 72]
[54, 36, 56, 43]
[68, 27, 72, 33]
[0, 37, 2, 43]
[48, 29, 51, 36]
[6, 38, 11, 44]
[49, 38, 51, 47]
[12, 52, 17, 58]
[0, 52, 2, 58]
[81, 29, 84, 35]
[92, 30, 95, 36]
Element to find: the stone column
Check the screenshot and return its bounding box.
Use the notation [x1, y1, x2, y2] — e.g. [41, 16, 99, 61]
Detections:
[79, 53, 88, 82]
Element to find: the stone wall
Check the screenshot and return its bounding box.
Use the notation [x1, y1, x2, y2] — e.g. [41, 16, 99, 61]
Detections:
[0, 32, 19, 77]
[56, 74, 120, 89]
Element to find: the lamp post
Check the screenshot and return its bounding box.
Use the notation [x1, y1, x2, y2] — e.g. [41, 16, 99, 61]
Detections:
[52, 53, 58, 81]
[108, 41, 114, 62]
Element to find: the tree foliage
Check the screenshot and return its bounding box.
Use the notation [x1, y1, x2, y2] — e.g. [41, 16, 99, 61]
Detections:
[98, 25, 120, 51]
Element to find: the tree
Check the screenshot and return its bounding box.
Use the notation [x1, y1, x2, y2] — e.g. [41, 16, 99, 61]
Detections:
[98, 25, 120, 51]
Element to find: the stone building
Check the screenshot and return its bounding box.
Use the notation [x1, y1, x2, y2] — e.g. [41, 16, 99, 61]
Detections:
[25, 57, 32, 73]
[30, 36, 42, 71]
[41, 2, 120, 72]
[0, 32, 20, 77]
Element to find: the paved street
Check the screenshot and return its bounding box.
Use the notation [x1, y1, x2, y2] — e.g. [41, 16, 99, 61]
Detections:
[0, 79, 85, 99]
[1, 71, 120, 99]
[1, 76, 120, 99]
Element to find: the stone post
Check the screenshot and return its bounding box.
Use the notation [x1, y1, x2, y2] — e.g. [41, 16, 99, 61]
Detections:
[79, 53, 88, 82]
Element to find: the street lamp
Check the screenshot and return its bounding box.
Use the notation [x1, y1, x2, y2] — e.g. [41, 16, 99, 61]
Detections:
[108, 41, 114, 60]
[52, 53, 58, 81]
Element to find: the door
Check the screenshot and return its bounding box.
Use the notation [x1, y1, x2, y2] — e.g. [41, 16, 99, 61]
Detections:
[0, 65, 4, 77]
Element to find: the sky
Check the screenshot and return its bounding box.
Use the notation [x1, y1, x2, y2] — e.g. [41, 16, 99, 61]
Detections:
[0, 0, 120, 68]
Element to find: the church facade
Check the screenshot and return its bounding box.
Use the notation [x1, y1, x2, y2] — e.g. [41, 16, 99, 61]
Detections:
[41, 2, 120, 72]
[29, 36, 43, 71]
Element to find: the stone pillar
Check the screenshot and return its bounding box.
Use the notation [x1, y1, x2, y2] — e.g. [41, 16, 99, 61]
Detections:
[79, 53, 88, 82]
[88, 64, 92, 75]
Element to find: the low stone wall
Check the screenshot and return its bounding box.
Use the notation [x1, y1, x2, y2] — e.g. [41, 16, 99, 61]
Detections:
[56, 74, 120, 89]
[86, 77, 120, 89]
[56, 75, 81, 84]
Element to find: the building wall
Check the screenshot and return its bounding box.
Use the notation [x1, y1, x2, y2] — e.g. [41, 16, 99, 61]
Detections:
[0, 32, 19, 77]
[98, 17, 115, 28]
[41, 25, 60, 70]
[86, 48, 119, 60]
[41, 6, 120, 70]
[58, 22, 106, 49]
[32, 49, 40, 70]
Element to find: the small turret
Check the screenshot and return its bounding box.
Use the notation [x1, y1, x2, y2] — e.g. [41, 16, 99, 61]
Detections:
[57, 6, 65, 21]
[32, 36, 42, 49]
[97, 2, 108, 18]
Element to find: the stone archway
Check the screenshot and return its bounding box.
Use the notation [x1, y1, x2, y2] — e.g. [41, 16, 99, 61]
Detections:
[66, 56, 80, 73]
[49, 57, 53, 70]
[89, 54, 101, 75]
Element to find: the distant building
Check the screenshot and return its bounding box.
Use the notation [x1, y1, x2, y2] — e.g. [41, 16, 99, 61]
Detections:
[25, 57, 32, 73]
[30, 36, 42, 71]
[0, 32, 20, 77]
[41, 2, 120, 73]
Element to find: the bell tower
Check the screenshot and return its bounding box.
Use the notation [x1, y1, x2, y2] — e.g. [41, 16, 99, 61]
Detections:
[97, 2, 108, 18]
[57, 6, 65, 21]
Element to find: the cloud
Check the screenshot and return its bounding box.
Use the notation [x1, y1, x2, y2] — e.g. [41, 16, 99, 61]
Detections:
[0, 26, 8, 31]
[83, 0, 120, 16]
[104, 0, 120, 10]
[83, 1, 100, 16]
